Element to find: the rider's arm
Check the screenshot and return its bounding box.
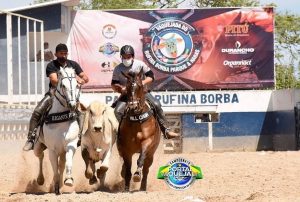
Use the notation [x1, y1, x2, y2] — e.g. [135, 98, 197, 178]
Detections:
[111, 80, 125, 94]
[141, 60, 154, 86]
[77, 72, 89, 85]
[111, 65, 126, 94]
[49, 72, 59, 87]
[72, 60, 89, 85]
[143, 70, 154, 86]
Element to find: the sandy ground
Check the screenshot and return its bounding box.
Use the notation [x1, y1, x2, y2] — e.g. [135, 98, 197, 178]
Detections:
[1, 140, 300, 202]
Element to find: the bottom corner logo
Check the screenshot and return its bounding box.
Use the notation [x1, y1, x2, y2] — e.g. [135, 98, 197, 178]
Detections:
[157, 157, 203, 190]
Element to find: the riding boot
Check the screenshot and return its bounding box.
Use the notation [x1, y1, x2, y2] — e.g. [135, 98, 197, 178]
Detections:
[114, 101, 127, 122]
[155, 107, 180, 139]
[77, 111, 85, 147]
[23, 94, 53, 151]
[23, 111, 42, 151]
[145, 93, 179, 139]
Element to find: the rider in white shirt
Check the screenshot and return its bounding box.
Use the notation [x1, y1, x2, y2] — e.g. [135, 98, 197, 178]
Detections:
[111, 45, 179, 139]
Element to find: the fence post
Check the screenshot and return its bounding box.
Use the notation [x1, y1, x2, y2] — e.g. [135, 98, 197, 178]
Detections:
[6, 14, 13, 105]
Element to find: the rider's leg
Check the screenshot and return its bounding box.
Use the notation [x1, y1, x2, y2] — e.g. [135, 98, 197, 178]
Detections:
[76, 110, 85, 147]
[114, 101, 127, 122]
[145, 93, 179, 139]
[23, 93, 53, 151]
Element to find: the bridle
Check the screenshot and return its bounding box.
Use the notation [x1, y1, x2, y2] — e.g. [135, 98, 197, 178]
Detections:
[126, 78, 144, 114]
[55, 68, 81, 109]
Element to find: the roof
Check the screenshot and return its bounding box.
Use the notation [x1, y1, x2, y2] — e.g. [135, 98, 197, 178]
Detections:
[4, 0, 80, 12]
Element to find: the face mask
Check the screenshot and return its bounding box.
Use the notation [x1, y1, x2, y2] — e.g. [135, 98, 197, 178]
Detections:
[122, 58, 133, 67]
[57, 57, 67, 64]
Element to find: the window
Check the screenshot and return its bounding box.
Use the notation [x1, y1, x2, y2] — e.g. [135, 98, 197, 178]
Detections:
[194, 113, 219, 123]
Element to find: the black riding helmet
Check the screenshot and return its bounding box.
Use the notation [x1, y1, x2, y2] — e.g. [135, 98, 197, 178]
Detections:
[120, 45, 134, 57]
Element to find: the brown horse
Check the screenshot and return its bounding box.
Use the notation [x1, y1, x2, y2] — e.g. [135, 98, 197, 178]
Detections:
[117, 70, 161, 191]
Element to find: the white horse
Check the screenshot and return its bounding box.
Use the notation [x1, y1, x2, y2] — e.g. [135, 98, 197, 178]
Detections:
[33, 67, 81, 194]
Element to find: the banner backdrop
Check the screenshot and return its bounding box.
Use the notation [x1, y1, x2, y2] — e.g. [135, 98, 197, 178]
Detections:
[70, 8, 274, 90]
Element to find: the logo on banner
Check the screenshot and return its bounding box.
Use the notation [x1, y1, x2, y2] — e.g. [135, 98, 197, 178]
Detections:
[102, 24, 117, 39]
[224, 24, 250, 37]
[143, 18, 201, 74]
[99, 42, 119, 57]
[157, 157, 203, 190]
[221, 41, 255, 54]
[100, 61, 118, 72]
[223, 59, 252, 68]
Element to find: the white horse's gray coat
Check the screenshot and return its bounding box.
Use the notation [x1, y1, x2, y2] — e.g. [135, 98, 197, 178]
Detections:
[33, 67, 80, 194]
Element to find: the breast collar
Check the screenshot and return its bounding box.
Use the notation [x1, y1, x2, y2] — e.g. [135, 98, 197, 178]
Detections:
[127, 109, 153, 123]
[126, 102, 154, 123]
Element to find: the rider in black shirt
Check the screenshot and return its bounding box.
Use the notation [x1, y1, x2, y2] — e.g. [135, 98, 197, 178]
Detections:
[23, 43, 89, 151]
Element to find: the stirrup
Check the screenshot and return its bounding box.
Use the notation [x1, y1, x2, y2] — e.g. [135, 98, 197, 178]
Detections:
[163, 129, 179, 140]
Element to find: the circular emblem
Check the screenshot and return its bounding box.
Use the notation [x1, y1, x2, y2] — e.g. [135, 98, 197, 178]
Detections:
[98, 42, 119, 57]
[102, 24, 117, 39]
[162, 158, 198, 190]
[143, 18, 201, 74]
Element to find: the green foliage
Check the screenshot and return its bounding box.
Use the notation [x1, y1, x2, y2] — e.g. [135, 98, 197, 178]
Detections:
[193, 0, 259, 7]
[275, 64, 300, 89]
[78, 0, 185, 9]
[275, 12, 300, 66]
[80, 0, 150, 9]
[33, 0, 53, 3]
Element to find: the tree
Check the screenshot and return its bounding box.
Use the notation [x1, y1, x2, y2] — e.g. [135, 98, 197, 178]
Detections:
[78, 0, 186, 9]
[33, 0, 53, 3]
[79, 0, 150, 9]
[275, 64, 300, 89]
[275, 12, 300, 66]
[193, 0, 259, 7]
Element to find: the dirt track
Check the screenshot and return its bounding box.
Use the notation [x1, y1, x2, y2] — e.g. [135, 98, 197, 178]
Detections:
[1, 140, 300, 202]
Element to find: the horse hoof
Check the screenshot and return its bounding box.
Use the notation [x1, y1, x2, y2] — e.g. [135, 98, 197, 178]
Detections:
[133, 173, 141, 182]
[124, 186, 130, 192]
[89, 175, 97, 185]
[85, 170, 93, 179]
[54, 183, 60, 195]
[140, 187, 147, 191]
[37, 176, 45, 185]
[97, 166, 108, 178]
[64, 177, 74, 187]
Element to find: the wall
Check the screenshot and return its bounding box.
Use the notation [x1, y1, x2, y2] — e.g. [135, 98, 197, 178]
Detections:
[0, 89, 299, 152]
[79, 90, 299, 152]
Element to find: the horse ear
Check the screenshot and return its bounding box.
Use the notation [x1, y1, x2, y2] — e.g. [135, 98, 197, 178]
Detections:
[77, 102, 87, 112]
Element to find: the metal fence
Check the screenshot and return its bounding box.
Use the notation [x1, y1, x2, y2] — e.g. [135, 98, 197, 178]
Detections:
[0, 104, 33, 141]
[0, 10, 45, 105]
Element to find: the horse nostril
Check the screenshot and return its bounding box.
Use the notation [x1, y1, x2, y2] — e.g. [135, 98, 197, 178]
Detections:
[94, 127, 102, 132]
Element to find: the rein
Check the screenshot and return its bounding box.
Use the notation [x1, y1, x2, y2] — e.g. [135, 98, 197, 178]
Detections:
[55, 68, 81, 108]
[125, 80, 153, 123]
[45, 68, 81, 124]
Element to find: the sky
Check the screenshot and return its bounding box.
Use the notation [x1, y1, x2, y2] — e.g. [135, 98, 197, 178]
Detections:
[0, 0, 299, 14]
